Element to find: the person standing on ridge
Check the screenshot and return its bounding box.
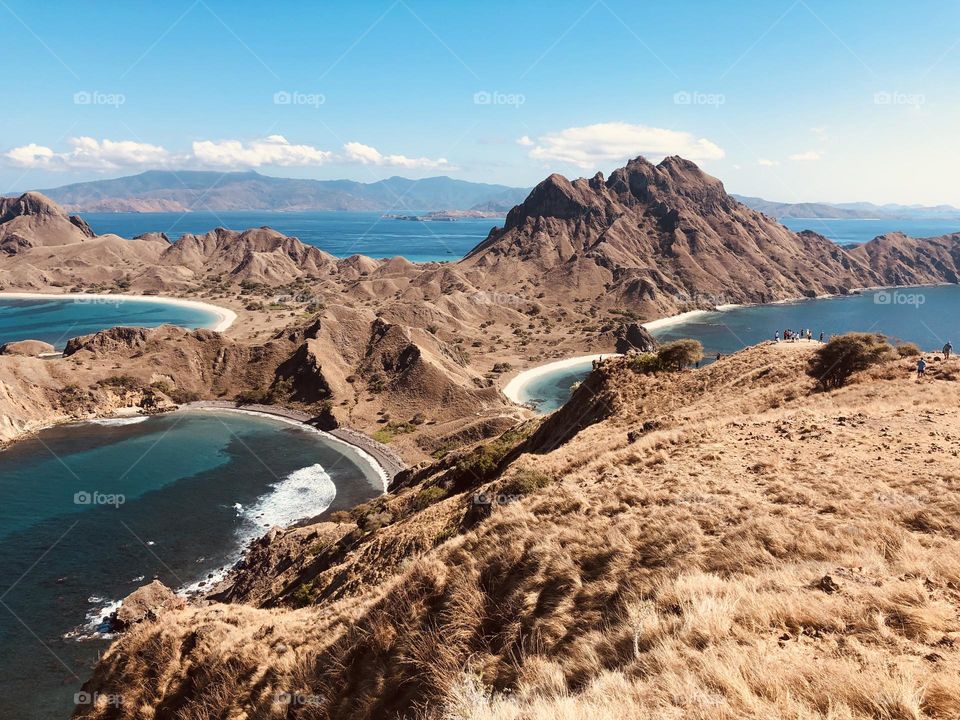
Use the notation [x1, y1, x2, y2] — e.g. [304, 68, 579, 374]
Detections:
[819, 331, 824, 343]
[944, 342, 952, 360]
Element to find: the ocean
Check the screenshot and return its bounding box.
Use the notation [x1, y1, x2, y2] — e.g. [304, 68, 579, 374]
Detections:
[82, 211, 502, 263]
[522, 285, 960, 414]
[779, 217, 960, 244]
[0, 410, 382, 719]
[79, 212, 960, 264]
[0, 296, 221, 349]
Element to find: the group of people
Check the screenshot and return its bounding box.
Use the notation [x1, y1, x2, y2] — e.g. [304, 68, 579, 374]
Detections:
[916, 342, 953, 379]
[775, 329, 823, 343]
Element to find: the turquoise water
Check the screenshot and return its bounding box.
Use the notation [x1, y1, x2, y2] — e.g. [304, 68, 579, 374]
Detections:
[0, 296, 221, 349]
[0, 410, 382, 719]
[780, 217, 960, 244]
[516, 359, 597, 414]
[522, 285, 960, 414]
[83, 211, 502, 263]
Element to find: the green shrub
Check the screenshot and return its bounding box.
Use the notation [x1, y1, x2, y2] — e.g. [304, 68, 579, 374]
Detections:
[97, 375, 141, 391]
[289, 581, 318, 608]
[501, 468, 553, 496]
[657, 339, 704, 371]
[412, 486, 447, 511]
[807, 332, 896, 389]
[371, 421, 416, 444]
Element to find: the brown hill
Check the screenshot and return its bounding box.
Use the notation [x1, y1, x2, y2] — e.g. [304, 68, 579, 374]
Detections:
[73, 342, 960, 719]
[461, 156, 959, 316]
[849, 231, 960, 286]
[0, 192, 95, 254]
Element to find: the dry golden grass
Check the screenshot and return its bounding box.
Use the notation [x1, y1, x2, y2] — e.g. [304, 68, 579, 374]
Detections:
[75, 342, 960, 719]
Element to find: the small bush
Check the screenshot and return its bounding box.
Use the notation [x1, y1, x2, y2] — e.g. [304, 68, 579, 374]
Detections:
[629, 352, 661, 374]
[897, 342, 921, 357]
[372, 421, 416, 444]
[412, 486, 447, 511]
[807, 332, 896, 389]
[657, 339, 704, 371]
[97, 375, 142, 391]
[629, 341, 703, 374]
[501, 468, 553, 496]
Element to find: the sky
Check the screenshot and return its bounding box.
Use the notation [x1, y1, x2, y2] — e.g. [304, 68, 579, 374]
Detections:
[2, 0, 960, 205]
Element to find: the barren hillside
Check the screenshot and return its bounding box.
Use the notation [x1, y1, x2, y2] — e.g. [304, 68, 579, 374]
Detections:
[74, 342, 960, 719]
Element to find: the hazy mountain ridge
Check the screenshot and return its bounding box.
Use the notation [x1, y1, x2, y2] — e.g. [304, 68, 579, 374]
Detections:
[734, 193, 960, 220]
[34, 170, 530, 213]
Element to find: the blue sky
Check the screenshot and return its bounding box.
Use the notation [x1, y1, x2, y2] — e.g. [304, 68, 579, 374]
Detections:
[2, 0, 959, 204]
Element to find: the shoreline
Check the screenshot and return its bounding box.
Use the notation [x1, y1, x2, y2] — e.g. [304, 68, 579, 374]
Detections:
[500, 281, 958, 409]
[0, 292, 237, 333]
[179, 401, 405, 490]
[502, 353, 619, 405]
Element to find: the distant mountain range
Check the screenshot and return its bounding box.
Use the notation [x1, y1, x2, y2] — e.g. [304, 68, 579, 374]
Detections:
[733, 194, 960, 220]
[32, 170, 530, 214]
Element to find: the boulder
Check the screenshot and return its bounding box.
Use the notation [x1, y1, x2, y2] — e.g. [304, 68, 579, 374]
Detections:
[108, 580, 185, 631]
[0, 339, 56, 356]
[614, 323, 658, 354]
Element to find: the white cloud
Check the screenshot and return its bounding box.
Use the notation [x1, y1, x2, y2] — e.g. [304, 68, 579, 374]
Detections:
[788, 150, 823, 161]
[758, 158, 779, 166]
[191, 135, 333, 167]
[516, 135, 534, 147]
[525, 122, 725, 169]
[4, 135, 455, 172]
[5, 137, 170, 170]
[343, 142, 450, 169]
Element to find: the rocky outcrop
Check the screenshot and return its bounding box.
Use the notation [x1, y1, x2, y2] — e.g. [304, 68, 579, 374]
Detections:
[614, 323, 658, 354]
[461, 155, 960, 317]
[107, 580, 185, 632]
[0, 339, 55, 356]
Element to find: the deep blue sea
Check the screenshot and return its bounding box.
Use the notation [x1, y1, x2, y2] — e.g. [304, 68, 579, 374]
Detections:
[780, 217, 960, 244]
[82, 211, 502, 263]
[0, 296, 220, 349]
[80, 212, 960, 262]
[522, 284, 960, 413]
[0, 409, 382, 720]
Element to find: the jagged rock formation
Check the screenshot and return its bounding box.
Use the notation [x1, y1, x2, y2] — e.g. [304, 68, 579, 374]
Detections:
[461, 156, 960, 316]
[614, 322, 658, 354]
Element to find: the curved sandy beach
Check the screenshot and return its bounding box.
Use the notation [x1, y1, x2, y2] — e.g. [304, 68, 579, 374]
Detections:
[502, 353, 620, 405]
[502, 306, 743, 407]
[181, 402, 397, 491]
[0, 292, 237, 332]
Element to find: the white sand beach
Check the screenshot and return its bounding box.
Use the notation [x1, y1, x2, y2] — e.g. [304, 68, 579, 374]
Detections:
[0, 292, 237, 332]
[502, 353, 620, 405]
